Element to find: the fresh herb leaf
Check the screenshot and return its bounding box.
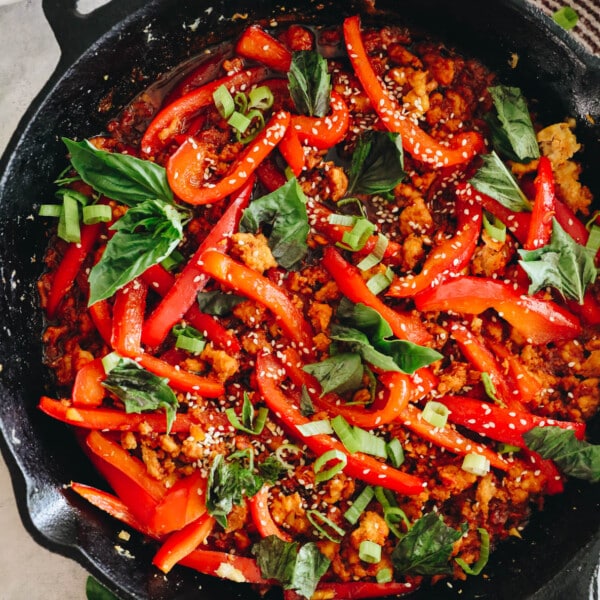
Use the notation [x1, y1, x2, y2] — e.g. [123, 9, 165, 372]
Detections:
[518, 218, 598, 303]
[469, 151, 531, 212]
[88, 199, 184, 304]
[102, 358, 179, 433]
[553, 6, 579, 30]
[391, 512, 466, 576]
[172, 323, 206, 355]
[487, 86, 540, 162]
[240, 177, 309, 269]
[257, 455, 289, 483]
[300, 385, 316, 416]
[287, 51, 331, 118]
[196, 290, 245, 316]
[63, 138, 173, 206]
[86, 576, 121, 600]
[252, 536, 330, 599]
[206, 452, 263, 528]
[303, 352, 364, 396]
[225, 393, 268, 435]
[348, 131, 405, 196]
[523, 426, 600, 483]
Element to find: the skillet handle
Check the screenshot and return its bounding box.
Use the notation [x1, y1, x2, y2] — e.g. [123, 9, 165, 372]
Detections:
[42, 0, 149, 68]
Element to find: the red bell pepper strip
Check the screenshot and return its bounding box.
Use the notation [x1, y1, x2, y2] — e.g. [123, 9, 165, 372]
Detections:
[256, 158, 288, 192]
[110, 278, 148, 357]
[256, 352, 426, 495]
[248, 485, 292, 542]
[524, 156, 556, 250]
[149, 470, 207, 536]
[39, 396, 228, 432]
[567, 290, 600, 326]
[437, 396, 586, 447]
[199, 250, 315, 355]
[283, 581, 416, 600]
[45, 222, 103, 318]
[179, 549, 267, 583]
[142, 178, 253, 347]
[399, 403, 510, 471]
[278, 127, 305, 176]
[387, 202, 482, 297]
[521, 446, 565, 495]
[167, 110, 290, 205]
[343, 16, 484, 167]
[322, 246, 432, 346]
[72, 357, 106, 408]
[414, 275, 581, 345]
[88, 299, 113, 346]
[141, 263, 175, 296]
[152, 513, 215, 574]
[141, 66, 269, 156]
[235, 25, 293, 72]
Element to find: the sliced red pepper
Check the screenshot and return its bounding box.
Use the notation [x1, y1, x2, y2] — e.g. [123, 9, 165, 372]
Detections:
[322, 246, 432, 346]
[283, 581, 416, 600]
[45, 222, 103, 318]
[437, 396, 586, 447]
[521, 447, 565, 495]
[566, 290, 600, 326]
[141, 66, 269, 156]
[200, 250, 314, 355]
[343, 16, 484, 167]
[248, 485, 292, 542]
[141, 263, 175, 296]
[72, 357, 106, 408]
[179, 549, 267, 584]
[88, 299, 113, 346]
[235, 25, 292, 72]
[278, 127, 305, 176]
[39, 396, 227, 432]
[524, 156, 556, 250]
[256, 158, 288, 192]
[110, 278, 148, 357]
[387, 201, 482, 297]
[414, 275, 581, 344]
[398, 403, 510, 471]
[167, 110, 290, 205]
[142, 178, 253, 347]
[152, 513, 215, 574]
[256, 352, 426, 495]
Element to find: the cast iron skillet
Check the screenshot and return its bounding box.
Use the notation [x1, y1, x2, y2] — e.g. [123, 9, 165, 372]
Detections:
[0, 1, 598, 598]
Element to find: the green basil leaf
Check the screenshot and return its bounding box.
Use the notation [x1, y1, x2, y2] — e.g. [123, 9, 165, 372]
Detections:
[240, 177, 309, 269]
[88, 199, 184, 304]
[348, 131, 405, 196]
[487, 86, 540, 162]
[63, 138, 173, 206]
[252, 536, 330, 599]
[196, 290, 246, 316]
[523, 426, 600, 483]
[469, 151, 531, 212]
[518, 218, 598, 303]
[300, 385, 316, 417]
[287, 50, 331, 118]
[391, 512, 467, 576]
[257, 455, 289, 483]
[101, 358, 179, 433]
[86, 576, 121, 600]
[303, 352, 364, 396]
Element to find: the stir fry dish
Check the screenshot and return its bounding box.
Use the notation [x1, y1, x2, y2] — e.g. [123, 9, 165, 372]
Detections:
[37, 15, 600, 600]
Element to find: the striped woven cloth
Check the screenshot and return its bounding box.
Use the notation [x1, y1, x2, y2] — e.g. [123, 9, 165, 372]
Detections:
[531, 0, 600, 54]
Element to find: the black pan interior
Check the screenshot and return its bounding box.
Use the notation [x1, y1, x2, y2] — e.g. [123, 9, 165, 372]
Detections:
[0, 1, 598, 599]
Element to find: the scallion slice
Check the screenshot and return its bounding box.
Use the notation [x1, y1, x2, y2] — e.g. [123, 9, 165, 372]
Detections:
[422, 400, 449, 428]
[366, 267, 394, 295]
[343, 486, 375, 524]
[374, 486, 410, 537]
[225, 392, 268, 435]
[213, 84, 235, 119]
[357, 234, 389, 271]
[248, 85, 274, 110]
[101, 351, 122, 374]
[83, 204, 112, 225]
[456, 527, 490, 575]
[238, 109, 265, 144]
[585, 223, 600, 255]
[483, 210, 507, 243]
[297, 418, 333, 437]
[358, 540, 382, 564]
[313, 449, 347, 483]
[38, 204, 63, 218]
[160, 249, 185, 272]
[497, 443, 521, 455]
[340, 218, 376, 251]
[58, 194, 81, 243]
[327, 213, 357, 227]
[172, 323, 206, 355]
[331, 415, 361, 454]
[351, 427, 387, 459]
[376, 568, 393, 583]
[386, 438, 404, 467]
[227, 110, 252, 134]
[306, 510, 346, 543]
[461, 453, 491, 476]
[275, 443, 303, 468]
[481, 372, 504, 406]
[553, 6, 578, 30]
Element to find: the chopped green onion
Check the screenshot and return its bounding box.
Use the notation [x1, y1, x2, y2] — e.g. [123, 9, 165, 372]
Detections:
[344, 486, 375, 524]
[374, 486, 410, 538]
[337, 197, 367, 217]
[213, 84, 235, 119]
[456, 528, 490, 575]
[225, 392, 268, 435]
[327, 213, 357, 227]
[462, 453, 491, 476]
[358, 540, 382, 564]
[422, 400, 449, 428]
[351, 427, 387, 459]
[275, 443, 303, 468]
[160, 249, 185, 272]
[386, 438, 404, 467]
[498, 443, 521, 454]
[58, 193, 81, 243]
[306, 510, 346, 543]
[376, 568, 393, 583]
[331, 415, 361, 454]
[101, 351, 122, 374]
[366, 267, 395, 295]
[55, 187, 90, 206]
[234, 91, 249, 114]
[172, 324, 206, 355]
[481, 372, 504, 406]
[357, 234, 389, 271]
[483, 210, 507, 243]
[83, 204, 112, 225]
[340, 217, 376, 251]
[39, 204, 63, 218]
[313, 449, 347, 483]
[248, 85, 274, 110]
[297, 418, 333, 437]
[238, 109, 265, 144]
[553, 6, 578, 30]
[585, 224, 600, 255]
[227, 110, 252, 134]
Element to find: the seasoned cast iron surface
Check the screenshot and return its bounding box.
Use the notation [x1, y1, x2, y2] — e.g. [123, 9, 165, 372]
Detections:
[0, 1, 598, 598]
